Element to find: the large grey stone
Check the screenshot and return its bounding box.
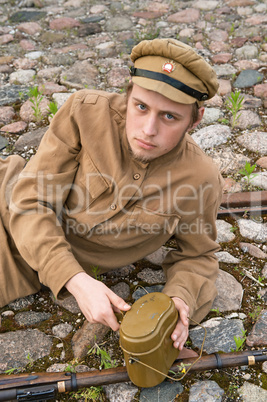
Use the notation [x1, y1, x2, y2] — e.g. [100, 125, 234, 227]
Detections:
[246, 310, 267, 347]
[140, 380, 183, 402]
[15, 311, 51, 326]
[236, 131, 267, 155]
[189, 318, 245, 353]
[52, 323, 73, 338]
[60, 60, 98, 89]
[235, 45, 258, 59]
[238, 382, 267, 401]
[215, 251, 240, 264]
[238, 219, 267, 243]
[137, 267, 165, 284]
[71, 320, 109, 359]
[249, 172, 267, 191]
[213, 64, 237, 78]
[194, 1, 219, 11]
[9, 69, 36, 85]
[191, 125, 232, 150]
[14, 126, 46, 152]
[0, 329, 52, 372]
[212, 270, 243, 312]
[105, 17, 133, 32]
[103, 383, 138, 402]
[189, 380, 224, 402]
[9, 10, 47, 22]
[0, 134, 8, 150]
[0, 85, 29, 106]
[234, 110, 262, 129]
[234, 69, 264, 88]
[210, 148, 249, 174]
[216, 220, 235, 243]
[202, 108, 224, 125]
[110, 282, 130, 300]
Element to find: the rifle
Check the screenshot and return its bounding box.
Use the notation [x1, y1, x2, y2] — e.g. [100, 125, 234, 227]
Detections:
[0, 349, 266, 401]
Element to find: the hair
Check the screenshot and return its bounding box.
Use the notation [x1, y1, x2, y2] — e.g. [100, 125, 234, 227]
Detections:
[126, 82, 200, 127]
[190, 102, 200, 126]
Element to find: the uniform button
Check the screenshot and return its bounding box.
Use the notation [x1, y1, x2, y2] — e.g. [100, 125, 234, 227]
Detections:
[110, 204, 117, 210]
[133, 173, 141, 180]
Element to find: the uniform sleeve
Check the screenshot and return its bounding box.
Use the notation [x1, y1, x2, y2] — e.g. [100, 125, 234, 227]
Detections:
[9, 92, 86, 299]
[162, 183, 223, 324]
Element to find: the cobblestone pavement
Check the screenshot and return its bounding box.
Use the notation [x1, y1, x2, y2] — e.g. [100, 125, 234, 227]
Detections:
[0, 1, 267, 401]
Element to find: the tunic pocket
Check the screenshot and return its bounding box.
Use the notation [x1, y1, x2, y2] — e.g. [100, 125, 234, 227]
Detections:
[65, 149, 110, 215]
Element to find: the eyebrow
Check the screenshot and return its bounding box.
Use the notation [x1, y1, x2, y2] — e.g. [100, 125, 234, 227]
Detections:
[131, 96, 184, 119]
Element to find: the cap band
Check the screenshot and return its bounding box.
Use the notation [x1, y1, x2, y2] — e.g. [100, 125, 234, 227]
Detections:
[130, 67, 209, 102]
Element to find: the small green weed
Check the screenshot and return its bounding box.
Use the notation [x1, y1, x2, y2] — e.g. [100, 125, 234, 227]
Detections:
[47, 101, 58, 118]
[28, 86, 44, 122]
[218, 117, 229, 125]
[64, 358, 80, 373]
[239, 161, 257, 186]
[88, 340, 117, 370]
[4, 366, 24, 375]
[230, 226, 238, 233]
[230, 22, 235, 34]
[225, 90, 244, 128]
[210, 307, 220, 314]
[70, 386, 105, 401]
[91, 265, 101, 280]
[249, 305, 262, 323]
[231, 329, 246, 352]
[26, 352, 34, 369]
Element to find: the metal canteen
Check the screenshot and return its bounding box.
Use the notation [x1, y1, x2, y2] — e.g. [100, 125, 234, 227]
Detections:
[119, 292, 179, 388]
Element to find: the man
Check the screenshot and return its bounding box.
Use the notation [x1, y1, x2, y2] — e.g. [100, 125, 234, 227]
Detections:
[0, 38, 223, 353]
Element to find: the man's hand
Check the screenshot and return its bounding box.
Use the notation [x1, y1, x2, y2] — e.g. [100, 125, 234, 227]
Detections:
[171, 297, 190, 350]
[65, 272, 131, 331]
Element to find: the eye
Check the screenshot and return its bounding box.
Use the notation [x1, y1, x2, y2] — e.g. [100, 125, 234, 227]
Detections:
[137, 103, 146, 111]
[165, 113, 175, 120]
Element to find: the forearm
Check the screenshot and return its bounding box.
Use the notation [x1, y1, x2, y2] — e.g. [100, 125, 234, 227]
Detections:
[162, 254, 219, 322]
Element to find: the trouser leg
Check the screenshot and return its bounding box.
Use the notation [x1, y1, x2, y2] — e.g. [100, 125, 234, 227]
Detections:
[0, 217, 41, 307]
[0, 155, 42, 307]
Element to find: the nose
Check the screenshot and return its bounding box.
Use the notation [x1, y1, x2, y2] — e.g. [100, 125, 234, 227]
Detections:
[143, 113, 158, 137]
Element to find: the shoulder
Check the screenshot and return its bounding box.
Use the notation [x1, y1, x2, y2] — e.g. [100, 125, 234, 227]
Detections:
[71, 89, 127, 118]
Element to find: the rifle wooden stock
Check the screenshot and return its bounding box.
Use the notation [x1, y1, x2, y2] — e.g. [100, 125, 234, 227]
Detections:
[0, 350, 266, 401]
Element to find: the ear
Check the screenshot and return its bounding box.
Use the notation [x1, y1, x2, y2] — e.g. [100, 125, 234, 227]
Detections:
[191, 106, 205, 130]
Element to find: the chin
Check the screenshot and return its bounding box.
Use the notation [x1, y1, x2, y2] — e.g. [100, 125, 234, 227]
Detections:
[131, 148, 153, 163]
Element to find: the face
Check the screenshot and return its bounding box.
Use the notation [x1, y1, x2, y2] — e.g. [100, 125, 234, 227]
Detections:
[126, 84, 204, 163]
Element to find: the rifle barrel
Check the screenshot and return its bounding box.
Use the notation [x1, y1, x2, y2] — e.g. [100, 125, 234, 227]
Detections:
[172, 350, 267, 374]
[0, 351, 266, 402]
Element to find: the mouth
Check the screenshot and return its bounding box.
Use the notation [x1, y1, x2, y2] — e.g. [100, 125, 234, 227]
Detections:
[135, 138, 157, 150]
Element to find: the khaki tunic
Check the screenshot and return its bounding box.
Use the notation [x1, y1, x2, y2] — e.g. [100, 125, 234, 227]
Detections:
[0, 89, 223, 322]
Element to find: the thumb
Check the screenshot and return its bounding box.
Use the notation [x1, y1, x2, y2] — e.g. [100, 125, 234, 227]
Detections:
[108, 290, 131, 312]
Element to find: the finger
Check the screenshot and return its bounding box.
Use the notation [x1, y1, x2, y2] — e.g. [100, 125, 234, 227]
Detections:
[104, 314, 120, 332]
[179, 309, 189, 327]
[171, 322, 188, 349]
[99, 302, 121, 331]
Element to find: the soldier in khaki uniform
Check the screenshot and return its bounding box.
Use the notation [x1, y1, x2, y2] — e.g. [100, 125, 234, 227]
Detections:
[0, 39, 223, 352]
